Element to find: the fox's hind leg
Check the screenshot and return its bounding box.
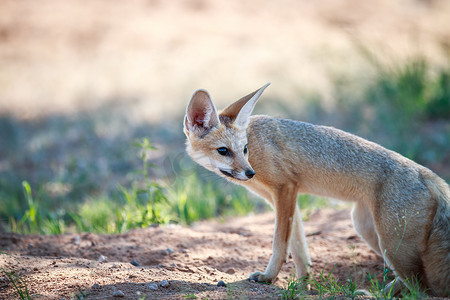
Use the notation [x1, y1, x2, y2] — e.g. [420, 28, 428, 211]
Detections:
[375, 214, 433, 297]
[353, 201, 425, 295]
[351, 201, 381, 255]
[377, 238, 428, 296]
[288, 205, 311, 279]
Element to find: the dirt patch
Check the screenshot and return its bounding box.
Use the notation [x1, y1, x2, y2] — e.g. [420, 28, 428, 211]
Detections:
[1, 209, 386, 299]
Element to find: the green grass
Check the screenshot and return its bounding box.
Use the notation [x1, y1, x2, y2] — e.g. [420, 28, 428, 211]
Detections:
[279, 209, 432, 299]
[309, 265, 362, 299]
[333, 45, 450, 167]
[72, 288, 90, 300]
[9, 181, 66, 235]
[8, 167, 326, 234]
[297, 194, 343, 221]
[3, 271, 31, 300]
[280, 264, 428, 300]
[0, 262, 32, 300]
[282, 211, 432, 300]
[281, 268, 360, 300]
[281, 274, 309, 300]
[4, 138, 271, 234]
[168, 172, 268, 225]
[69, 138, 173, 233]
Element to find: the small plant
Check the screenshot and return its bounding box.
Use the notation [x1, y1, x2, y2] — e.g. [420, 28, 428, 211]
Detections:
[116, 138, 170, 228]
[310, 265, 337, 298]
[281, 274, 308, 300]
[342, 277, 359, 299]
[401, 275, 428, 299]
[280, 267, 365, 299]
[70, 138, 171, 233]
[16, 181, 40, 233]
[8, 181, 66, 234]
[137, 291, 146, 300]
[367, 270, 386, 298]
[73, 287, 90, 300]
[1, 268, 31, 300]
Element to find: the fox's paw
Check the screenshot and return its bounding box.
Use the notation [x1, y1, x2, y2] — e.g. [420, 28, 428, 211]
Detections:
[249, 271, 274, 283]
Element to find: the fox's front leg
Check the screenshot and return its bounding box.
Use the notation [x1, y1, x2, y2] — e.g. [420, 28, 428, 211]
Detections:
[250, 185, 298, 283]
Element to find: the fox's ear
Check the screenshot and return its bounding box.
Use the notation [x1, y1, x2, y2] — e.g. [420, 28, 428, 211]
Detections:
[221, 83, 270, 128]
[184, 89, 220, 136]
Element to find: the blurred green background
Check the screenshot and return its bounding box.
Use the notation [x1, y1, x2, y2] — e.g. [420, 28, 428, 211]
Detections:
[0, 0, 449, 234]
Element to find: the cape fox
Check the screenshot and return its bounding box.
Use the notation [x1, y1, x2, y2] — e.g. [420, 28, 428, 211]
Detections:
[183, 83, 450, 297]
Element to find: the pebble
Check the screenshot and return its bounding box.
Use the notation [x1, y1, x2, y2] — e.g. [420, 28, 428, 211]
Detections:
[98, 255, 107, 262]
[160, 279, 170, 287]
[91, 283, 100, 289]
[112, 290, 124, 297]
[166, 248, 173, 254]
[148, 283, 158, 291]
[217, 280, 227, 287]
[73, 235, 81, 245]
[130, 260, 140, 267]
[225, 268, 235, 275]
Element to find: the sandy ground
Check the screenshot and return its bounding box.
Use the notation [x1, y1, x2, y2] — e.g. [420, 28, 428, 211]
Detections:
[0, 209, 387, 299]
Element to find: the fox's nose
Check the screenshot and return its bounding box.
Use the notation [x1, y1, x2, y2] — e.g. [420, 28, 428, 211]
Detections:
[245, 169, 255, 179]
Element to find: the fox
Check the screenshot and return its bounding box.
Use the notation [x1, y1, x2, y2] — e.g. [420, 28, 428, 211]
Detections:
[183, 83, 450, 297]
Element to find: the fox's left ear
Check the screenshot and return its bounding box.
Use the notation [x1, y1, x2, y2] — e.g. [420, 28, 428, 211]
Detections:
[184, 89, 220, 136]
[221, 83, 270, 128]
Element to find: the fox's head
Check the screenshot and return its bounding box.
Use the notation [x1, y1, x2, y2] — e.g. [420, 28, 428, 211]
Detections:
[183, 83, 270, 181]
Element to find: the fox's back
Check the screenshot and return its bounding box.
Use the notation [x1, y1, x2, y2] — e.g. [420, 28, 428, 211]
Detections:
[246, 115, 429, 202]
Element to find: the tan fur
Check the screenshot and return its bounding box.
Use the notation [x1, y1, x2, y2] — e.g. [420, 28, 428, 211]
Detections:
[183, 84, 450, 297]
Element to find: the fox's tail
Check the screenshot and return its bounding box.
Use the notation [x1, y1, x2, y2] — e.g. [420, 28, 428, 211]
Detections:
[421, 170, 450, 297]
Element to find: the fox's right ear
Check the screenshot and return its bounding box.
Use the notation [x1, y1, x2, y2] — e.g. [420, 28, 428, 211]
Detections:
[184, 89, 220, 136]
[221, 83, 270, 128]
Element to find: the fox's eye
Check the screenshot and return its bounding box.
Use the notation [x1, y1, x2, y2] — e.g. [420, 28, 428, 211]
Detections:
[217, 147, 229, 156]
[243, 144, 248, 154]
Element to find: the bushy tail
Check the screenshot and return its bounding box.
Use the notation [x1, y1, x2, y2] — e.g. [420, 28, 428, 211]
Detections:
[421, 170, 450, 297]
